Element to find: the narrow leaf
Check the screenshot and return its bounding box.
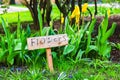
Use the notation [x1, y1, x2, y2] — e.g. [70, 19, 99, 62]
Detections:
[63, 45, 75, 55]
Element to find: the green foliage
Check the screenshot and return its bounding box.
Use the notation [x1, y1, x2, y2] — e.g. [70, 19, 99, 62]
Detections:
[15, 14, 31, 65]
[51, 4, 61, 20]
[61, 10, 116, 60]
[1, 17, 17, 65]
[115, 43, 120, 50]
[0, 15, 31, 65]
[111, 42, 120, 50]
[37, 5, 43, 36]
[85, 19, 97, 54]
[63, 17, 85, 58]
[63, 45, 75, 55]
[0, 5, 57, 66]
[0, 59, 120, 79]
[96, 12, 116, 58]
[57, 72, 67, 80]
[0, 11, 32, 24]
[63, 17, 97, 61]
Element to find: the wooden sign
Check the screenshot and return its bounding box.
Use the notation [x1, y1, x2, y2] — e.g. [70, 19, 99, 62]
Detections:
[27, 34, 68, 50]
[27, 34, 68, 72]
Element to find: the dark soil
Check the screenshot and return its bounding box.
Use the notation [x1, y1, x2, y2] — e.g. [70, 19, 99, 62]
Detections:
[108, 15, 120, 62]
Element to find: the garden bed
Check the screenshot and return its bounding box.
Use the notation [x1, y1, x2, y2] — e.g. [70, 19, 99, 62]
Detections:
[84, 14, 120, 62]
[0, 15, 120, 63]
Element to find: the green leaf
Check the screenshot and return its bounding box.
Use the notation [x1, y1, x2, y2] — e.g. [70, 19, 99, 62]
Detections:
[17, 12, 21, 38]
[101, 22, 116, 43]
[101, 11, 108, 36]
[76, 49, 85, 61]
[89, 19, 96, 33]
[0, 50, 7, 61]
[86, 45, 98, 54]
[86, 19, 96, 54]
[57, 72, 66, 80]
[0, 36, 6, 50]
[26, 25, 31, 37]
[49, 28, 56, 35]
[102, 45, 111, 58]
[42, 27, 50, 36]
[116, 43, 120, 50]
[52, 52, 57, 58]
[1, 17, 10, 40]
[37, 5, 43, 36]
[14, 41, 22, 51]
[63, 44, 75, 55]
[7, 52, 18, 65]
[14, 40, 27, 51]
[71, 34, 82, 56]
[39, 49, 46, 54]
[98, 41, 111, 58]
[65, 17, 74, 36]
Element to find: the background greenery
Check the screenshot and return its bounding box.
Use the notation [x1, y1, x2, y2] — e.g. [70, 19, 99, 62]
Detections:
[0, 5, 120, 24]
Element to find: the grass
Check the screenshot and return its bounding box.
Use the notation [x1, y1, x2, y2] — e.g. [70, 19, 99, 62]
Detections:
[0, 58, 120, 80]
[0, 11, 33, 24]
[10, 4, 27, 8]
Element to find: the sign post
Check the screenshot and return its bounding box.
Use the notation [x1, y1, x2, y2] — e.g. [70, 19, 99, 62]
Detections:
[46, 48, 54, 72]
[27, 34, 68, 72]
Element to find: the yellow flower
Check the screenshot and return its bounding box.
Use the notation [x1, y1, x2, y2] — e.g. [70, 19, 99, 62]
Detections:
[61, 16, 64, 24]
[75, 15, 80, 24]
[70, 5, 80, 24]
[61, 14, 64, 24]
[82, 3, 88, 13]
[75, 6, 80, 16]
[107, 9, 110, 18]
[70, 9, 76, 19]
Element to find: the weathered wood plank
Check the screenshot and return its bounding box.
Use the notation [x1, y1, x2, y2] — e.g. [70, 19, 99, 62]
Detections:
[27, 34, 68, 50]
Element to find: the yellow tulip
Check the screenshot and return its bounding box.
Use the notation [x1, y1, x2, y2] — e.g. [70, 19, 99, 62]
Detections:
[70, 8, 76, 19]
[75, 6, 80, 16]
[61, 14, 64, 24]
[82, 3, 88, 13]
[61, 17, 64, 24]
[70, 5, 80, 24]
[75, 15, 80, 24]
[107, 9, 110, 18]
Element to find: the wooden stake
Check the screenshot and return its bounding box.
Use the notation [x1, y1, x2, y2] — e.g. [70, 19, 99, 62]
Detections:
[46, 48, 54, 72]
